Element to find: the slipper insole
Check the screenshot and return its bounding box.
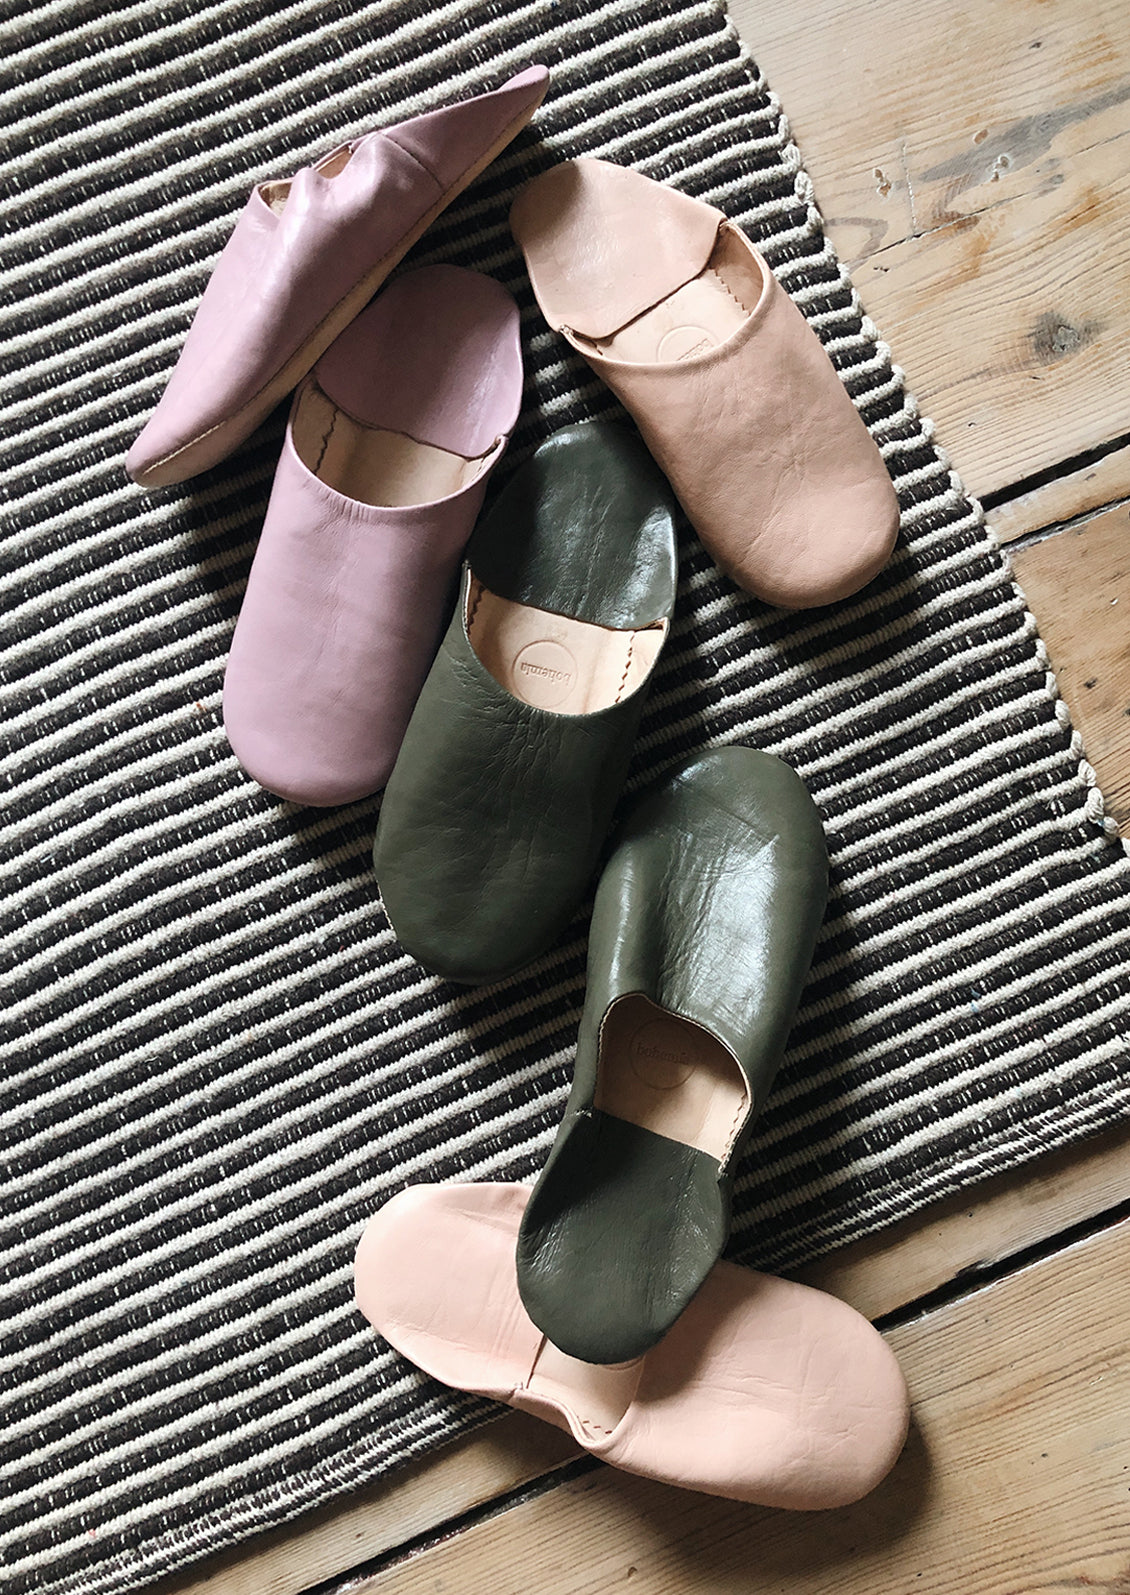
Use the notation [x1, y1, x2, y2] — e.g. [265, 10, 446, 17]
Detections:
[261, 143, 354, 215]
[466, 576, 665, 715]
[593, 992, 749, 1159]
[294, 380, 487, 506]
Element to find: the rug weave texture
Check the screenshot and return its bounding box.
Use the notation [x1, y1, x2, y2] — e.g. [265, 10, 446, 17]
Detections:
[3, 1, 1130, 1591]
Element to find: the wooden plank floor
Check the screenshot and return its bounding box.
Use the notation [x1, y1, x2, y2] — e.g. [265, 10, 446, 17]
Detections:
[148, 3, 1130, 1592]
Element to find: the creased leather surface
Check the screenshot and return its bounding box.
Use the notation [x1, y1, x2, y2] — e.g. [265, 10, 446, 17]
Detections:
[518, 746, 828, 1362]
[509, 157, 722, 339]
[466, 423, 678, 627]
[517, 1112, 725, 1361]
[126, 141, 434, 479]
[357, 1182, 910, 1509]
[373, 422, 678, 983]
[312, 265, 525, 457]
[126, 67, 547, 480]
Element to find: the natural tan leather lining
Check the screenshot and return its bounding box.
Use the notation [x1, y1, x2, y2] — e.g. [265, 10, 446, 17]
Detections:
[261, 144, 354, 214]
[526, 1338, 640, 1433]
[466, 577, 666, 715]
[294, 381, 487, 506]
[581, 226, 761, 365]
[262, 185, 291, 216]
[593, 992, 749, 1160]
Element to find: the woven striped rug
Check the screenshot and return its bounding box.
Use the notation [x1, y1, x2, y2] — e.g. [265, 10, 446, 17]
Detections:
[4, 1, 1130, 1590]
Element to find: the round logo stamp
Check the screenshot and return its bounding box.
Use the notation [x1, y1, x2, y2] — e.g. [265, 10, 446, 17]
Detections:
[628, 1020, 693, 1090]
[656, 324, 717, 363]
[512, 639, 577, 709]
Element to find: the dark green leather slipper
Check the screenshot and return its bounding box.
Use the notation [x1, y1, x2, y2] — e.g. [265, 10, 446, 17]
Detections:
[372, 422, 678, 985]
[515, 745, 828, 1364]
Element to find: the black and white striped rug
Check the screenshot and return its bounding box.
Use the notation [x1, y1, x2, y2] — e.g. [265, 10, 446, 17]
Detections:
[4, 1, 1130, 1590]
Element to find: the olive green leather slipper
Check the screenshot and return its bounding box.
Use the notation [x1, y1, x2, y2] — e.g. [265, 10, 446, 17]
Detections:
[516, 745, 828, 1363]
[373, 422, 678, 985]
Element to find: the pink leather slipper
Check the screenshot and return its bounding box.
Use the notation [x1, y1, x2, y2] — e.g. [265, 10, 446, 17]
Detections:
[354, 1183, 909, 1510]
[222, 265, 523, 807]
[510, 158, 899, 608]
[126, 65, 547, 487]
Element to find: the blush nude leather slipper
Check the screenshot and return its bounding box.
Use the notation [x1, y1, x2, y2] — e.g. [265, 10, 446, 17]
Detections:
[373, 421, 678, 984]
[355, 1182, 909, 1510]
[126, 65, 547, 487]
[510, 158, 899, 608]
[222, 264, 523, 807]
[516, 745, 828, 1365]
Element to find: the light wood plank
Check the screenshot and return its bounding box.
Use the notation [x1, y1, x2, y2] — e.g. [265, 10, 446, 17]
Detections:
[729, 0, 1130, 499]
[148, 1416, 579, 1595]
[352, 1215, 1130, 1595]
[986, 442, 1130, 543]
[1010, 505, 1130, 828]
[796, 1120, 1130, 1320]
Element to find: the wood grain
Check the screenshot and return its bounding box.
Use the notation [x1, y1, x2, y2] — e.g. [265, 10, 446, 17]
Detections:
[986, 442, 1130, 543]
[796, 1121, 1130, 1320]
[1010, 506, 1130, 827]
[351, 1215, 1130, 1595]
[729, 0, 1130, 499]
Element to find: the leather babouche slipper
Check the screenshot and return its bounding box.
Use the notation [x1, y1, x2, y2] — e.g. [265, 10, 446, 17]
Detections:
[372, 421, 678, 985]
[126, 65, 548, 487]
[516, 744, 828, 1364]
[222, 264, 523, 807]
[510, 157, 899, 608]
[355, 1182, 909, 1509]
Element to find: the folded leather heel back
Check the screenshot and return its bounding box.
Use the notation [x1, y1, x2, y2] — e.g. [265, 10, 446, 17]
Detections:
[373, 422, 678, 985]
[126, 65, 548, 487]
[222, 265, 523, 807]
[511, 158, 899, 608]
[355, 1183, 909, 1510]
[516, 746, 828, 1364]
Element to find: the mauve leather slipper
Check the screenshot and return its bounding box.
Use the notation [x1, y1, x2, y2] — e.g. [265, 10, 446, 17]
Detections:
[355, 1182, 909, 1510]
[510, 158, 899, 608]
[222, 264, 523, 807]
[126, 65, 547, 487]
